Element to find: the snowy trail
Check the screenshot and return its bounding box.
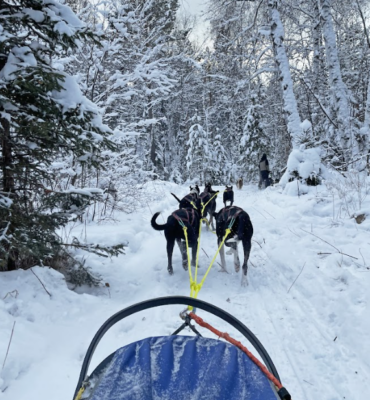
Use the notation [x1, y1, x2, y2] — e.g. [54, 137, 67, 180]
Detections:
[0, 182, 369, 400]
[243, 188, 370, 400]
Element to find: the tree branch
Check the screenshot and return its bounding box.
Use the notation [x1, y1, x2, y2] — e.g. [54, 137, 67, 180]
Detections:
[2, 321, 16, 371]
[30, 268, 52, 298]
[301, 229, 358, 260]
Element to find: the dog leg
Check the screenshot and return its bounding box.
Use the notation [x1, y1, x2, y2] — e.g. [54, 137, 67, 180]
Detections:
[209, 214, 215, 231]
[225, 237, 237, 254]
[218, 237, 228, 273]
[167, 239, 175, 275]
[241, 238, 251, 284]
[241, 274, 249, 287]
[225, 242, 233, 255]
[232, 242, 240, 272]
[191, 243, 197, 267]
[176, 239, 188, 271]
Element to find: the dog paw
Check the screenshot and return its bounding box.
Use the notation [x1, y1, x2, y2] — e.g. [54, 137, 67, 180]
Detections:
[234, 264, 240, 273]
[167, 268, 174, 275]
[241, 275, 249, 287]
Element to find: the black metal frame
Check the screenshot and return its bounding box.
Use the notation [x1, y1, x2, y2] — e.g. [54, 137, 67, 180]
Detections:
[73, 296, 281, 399]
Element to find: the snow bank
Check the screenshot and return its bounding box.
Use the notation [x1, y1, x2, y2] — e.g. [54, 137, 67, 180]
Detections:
[280, 146, 328, 195]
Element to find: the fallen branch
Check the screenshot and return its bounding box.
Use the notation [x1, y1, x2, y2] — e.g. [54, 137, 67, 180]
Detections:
[359, 248, 366, 267]
[287, 263, 306, 293]
[301, 229, 358, 260]
[2, 321, 16, 371]
[2, 290, 19, 300]
[252, 239, 263, 248]
[202, 247, 222, 268]
[288, 228, 300, 238]
[252, 206, 267, 219]
[261, 208, 276, 220]
[30, 268, 52, 298]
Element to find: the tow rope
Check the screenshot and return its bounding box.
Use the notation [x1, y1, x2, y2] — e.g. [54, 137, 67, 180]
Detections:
[175, 191, 244, 311]
[74, 386, 85, 400]
[188, 312, 291, 400]
[176, 191, 236, 310]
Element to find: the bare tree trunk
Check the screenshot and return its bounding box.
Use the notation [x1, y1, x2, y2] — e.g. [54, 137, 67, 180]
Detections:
[312, 0, 326, 126]
[147, 87, 157, 172]
[0, 94, 16, 270]
[356, 0, 370, 164]
[1, 118, 14, 195]
[362, 77, 370, 172]
[364, 80, 370, 139]
[269, 0, 302, 149]
[320, 0, 358, 163]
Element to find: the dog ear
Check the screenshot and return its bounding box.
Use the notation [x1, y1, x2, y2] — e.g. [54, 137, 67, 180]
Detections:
[231, 186, 233, 190]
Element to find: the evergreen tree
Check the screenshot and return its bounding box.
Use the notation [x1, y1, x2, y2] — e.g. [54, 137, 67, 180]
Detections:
[186, 113, 210, 184]
[0, 0, 124, 271]
[210, 130, 227, 184]
[239, 96, 269, 182]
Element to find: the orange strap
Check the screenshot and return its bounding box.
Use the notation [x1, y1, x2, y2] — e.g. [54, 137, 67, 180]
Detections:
[189, 312, 283, 390]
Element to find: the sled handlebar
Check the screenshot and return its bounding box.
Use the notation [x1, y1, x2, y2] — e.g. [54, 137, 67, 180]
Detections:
[73, 296, 281, 399]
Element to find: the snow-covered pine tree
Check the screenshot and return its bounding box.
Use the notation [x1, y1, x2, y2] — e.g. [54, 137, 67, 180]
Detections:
[103, 0, 179, 180]
[239, 95, 269, 182]
[163, 11, 201, 182]
[209, 129, 227, 184]
[0, 0, 125, 271]
[186, 113, 210, 184]
[207, 0, 250, 183]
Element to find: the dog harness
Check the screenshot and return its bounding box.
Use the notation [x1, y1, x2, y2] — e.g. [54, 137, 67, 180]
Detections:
[172, 208, 196, 227]
[199, 192, 209, 201]
[180, 193, 198, 210]
[183, 193, 197, 202]
[219, 206, 243, 225]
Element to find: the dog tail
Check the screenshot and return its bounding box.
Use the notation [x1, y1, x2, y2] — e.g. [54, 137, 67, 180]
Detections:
[151, 212, 167, 231]
[171, 193, 181, 203]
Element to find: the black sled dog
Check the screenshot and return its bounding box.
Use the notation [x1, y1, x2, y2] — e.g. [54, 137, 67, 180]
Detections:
[223, 186, 234, 207]
[171, 185, 200, 209]
[199, 183, 218, 230]
[151, 207, 201, 275]
[213, 206, 253, 286]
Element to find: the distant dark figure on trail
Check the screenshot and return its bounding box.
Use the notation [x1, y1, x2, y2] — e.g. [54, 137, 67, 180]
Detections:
[259, 154, 271, 189]
[236, 178, 243, 190]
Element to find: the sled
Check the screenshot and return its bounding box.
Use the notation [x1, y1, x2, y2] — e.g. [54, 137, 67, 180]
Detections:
[73, 296, 291, 400]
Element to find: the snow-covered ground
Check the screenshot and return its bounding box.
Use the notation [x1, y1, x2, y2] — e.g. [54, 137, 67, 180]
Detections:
[1, 180, 369, 400]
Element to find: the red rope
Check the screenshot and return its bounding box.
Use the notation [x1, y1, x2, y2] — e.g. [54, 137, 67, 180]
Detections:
[189, 312, 283, 390]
